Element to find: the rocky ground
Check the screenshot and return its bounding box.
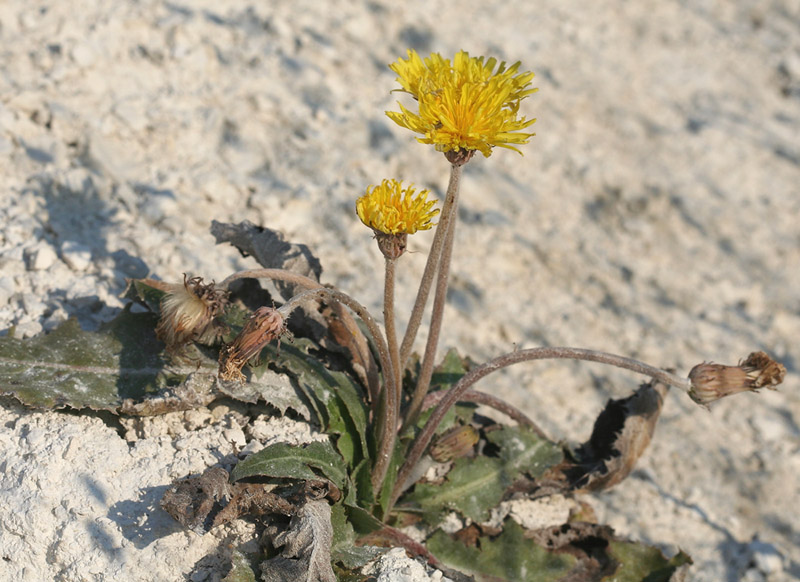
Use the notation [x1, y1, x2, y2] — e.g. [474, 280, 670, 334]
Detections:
[1, 1, 799, 581]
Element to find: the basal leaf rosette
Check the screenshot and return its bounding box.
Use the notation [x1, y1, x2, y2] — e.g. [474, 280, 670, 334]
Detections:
[356, 179, 439, 259]
[387, 49, 537, 159]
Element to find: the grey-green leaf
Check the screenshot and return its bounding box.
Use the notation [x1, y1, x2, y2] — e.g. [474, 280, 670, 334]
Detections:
[330, 502, 385, 569]
[264, 339, 369, 468]
[603, 540, 692, 582]
[218, 368, 312, 420]
[407, 456, 509, 524]
[406, 426, 563, 524]
[0, 311, 180, 411]
[427, 519, 576, 582]
[230, 441, 347, 491]
[486, 425, 564, 478]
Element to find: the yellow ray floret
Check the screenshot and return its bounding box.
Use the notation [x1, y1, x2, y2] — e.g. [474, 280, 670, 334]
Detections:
[356, 179, 440, 235]
[386, 49, 537, 157]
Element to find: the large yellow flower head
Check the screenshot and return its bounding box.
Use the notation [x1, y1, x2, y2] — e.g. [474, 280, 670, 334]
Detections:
[386, 50, 537, 158]
[356, 179, 439, 235]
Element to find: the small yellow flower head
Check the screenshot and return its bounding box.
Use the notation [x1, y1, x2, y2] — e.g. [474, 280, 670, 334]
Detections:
[356, 179, 439, 236]
[386, 49, 537, 158]
[357, 179, 439, 259]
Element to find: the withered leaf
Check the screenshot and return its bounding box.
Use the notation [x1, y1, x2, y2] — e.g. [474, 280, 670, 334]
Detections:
[212, 483, 295, 528]
[160, 467, 231, 534]
[567, 380, 668, 492]
[261, 499, 336, 582]
[210, 220, 322, 301]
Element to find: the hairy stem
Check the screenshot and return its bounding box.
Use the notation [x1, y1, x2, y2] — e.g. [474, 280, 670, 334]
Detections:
[388, 346, 690, 513]
[219, 268, 320, 291]
[402, 164, 462, 429]
[398, 164, 463, 368]
[422, 389, 547, 439]
[384, 258, 402, 406]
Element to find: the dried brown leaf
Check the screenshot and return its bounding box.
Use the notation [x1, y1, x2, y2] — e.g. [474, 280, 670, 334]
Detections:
[567, 381, 668, 492]
[261, 499, 336, 582]
[160, 467, 231, 533]
[212, 484, 295, 528]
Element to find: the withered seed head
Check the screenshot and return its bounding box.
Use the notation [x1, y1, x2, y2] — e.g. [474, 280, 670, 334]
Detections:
[218, 306, 286, 382]
[156, 275, 229, 353]
[688, 351, 786, 407]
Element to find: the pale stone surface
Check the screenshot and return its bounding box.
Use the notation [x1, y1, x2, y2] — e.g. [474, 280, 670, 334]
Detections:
[0, 1, 798, 581]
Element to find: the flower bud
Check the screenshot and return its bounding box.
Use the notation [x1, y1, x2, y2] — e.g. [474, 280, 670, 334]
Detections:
[218, 307, 286, 382]
[156, 275, 229, 353]
[688, 351, 785, 407]
[430, 425, 479, 462]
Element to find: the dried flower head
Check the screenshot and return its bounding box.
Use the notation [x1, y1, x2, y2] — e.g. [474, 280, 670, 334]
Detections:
[218, 306, 286, 382]
[688, 351, 786, 407]
[156, 275, 229, 353]
[386, 49, 537, 158]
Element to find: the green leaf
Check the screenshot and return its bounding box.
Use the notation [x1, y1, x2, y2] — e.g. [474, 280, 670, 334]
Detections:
[603, 540, 692, 582]
[427, 519, 576, 582]
[222, 550, 257, 582]
[377, 439, 408, 517]
[0, 310, 186, 411]
[405, 426, 563, 524]
[264, 339, 369, 468]
[218, 367, 312, 420]
[406, 456, 509, 524]
[486, 425, 564, 478]
[330, 503, 385, 569]
[230, 440, 347, 491]
[430, 348, 471, 390]
[350, 458, 374, 509]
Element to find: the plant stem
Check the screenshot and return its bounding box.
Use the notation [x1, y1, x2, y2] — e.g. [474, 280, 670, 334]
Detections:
[278, 287, 398, 494]
[218, 268, 380, 405]
[383, 258, 402, 405]
[387, 346, 691, 513]
[219, 268, 320, 291]
[398, 164, 463, 369]
[421, 389, 547, 439]
[402, 164, 462, 429]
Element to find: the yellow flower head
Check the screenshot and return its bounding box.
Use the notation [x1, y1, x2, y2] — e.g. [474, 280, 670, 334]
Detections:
[386, 50, 537, 158]
[356, 179, 439, 235]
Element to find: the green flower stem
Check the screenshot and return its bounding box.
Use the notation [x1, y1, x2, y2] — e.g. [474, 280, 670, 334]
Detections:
[384, 257, 402, 409]
[422, 389, 547, 439]
[388, 347, 691, 513]
[399, 163, 463, 368]
[218, 268, 380, 406]
[401, 163, 462, 429]
[277, 287, 398, 494]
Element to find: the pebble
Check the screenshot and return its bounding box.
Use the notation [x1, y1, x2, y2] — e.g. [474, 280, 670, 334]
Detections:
[14, 320, 43, 338]
[0, 276, 15, 305]
[25, 243, 59, 271]
[20, 292, 46, 316]
[750, 539, 784, 575]
[60, 241, 93, 272]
